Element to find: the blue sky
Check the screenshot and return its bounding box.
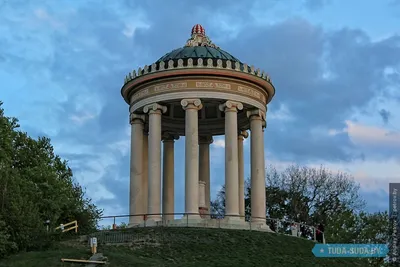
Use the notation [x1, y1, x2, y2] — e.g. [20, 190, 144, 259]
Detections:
[1, 0, 399, 225]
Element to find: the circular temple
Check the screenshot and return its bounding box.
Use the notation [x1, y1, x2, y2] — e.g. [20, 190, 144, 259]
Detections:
[123, 25, 276, 231]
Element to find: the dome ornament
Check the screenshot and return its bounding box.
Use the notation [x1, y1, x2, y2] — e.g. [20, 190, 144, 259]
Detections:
[185, 24, 219, 49]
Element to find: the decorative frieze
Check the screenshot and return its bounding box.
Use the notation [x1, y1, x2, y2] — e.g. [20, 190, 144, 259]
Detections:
[130, 80, 267, 103]
[195, 81, 231, 89]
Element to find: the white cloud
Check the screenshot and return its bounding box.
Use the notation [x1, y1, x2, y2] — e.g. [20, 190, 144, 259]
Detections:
[328, 120, 400, 150]
[33, 8, 65, 30]
[266, 155, 400, 195]
[122, 20, 150, 38]
[88, 184, 115, 202]
[268, 103, 294, 121]
[212, 138, 225, 148]
[108, 138, 130, 157]
[69, 112, 96, 125]
[344, 120, 400, 148]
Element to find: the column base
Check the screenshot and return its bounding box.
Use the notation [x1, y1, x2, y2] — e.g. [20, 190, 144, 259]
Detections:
[199, 207, 209, 219]
[162, 215, 175, 224]
[145, 215, 162, 226]
[181, 213, 202, 221]
[128, 217, 145, 227]
[251, 218, 266, 224]
[128, 221, 142, 228]
[238, 214, 246, 221]
[250, 220, 272, 232]
[223, 214, 242, 222]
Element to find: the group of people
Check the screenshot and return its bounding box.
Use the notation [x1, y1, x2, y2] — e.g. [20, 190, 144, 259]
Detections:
[287, 222, 324, 243]
[267, 220, 325, 243]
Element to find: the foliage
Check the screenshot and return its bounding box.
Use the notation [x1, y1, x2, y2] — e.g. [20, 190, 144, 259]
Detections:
[212, 164, 390, 251]
[99, 222, 128, 231]
[263, 165, 365, 226]
[0, 102, 102, 258]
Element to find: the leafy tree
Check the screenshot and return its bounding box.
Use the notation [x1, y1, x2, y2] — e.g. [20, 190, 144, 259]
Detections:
[213, 165, 364, 223]
[0, 101, 102, 257]
[263, 165, 365, 226]
[211, 164, 388, 245]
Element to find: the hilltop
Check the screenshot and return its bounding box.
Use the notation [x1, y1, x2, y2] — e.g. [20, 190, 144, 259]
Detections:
[0, 227, 369, 267]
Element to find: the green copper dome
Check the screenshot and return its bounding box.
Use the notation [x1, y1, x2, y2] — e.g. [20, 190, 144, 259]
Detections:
[130, 24, 259, 75]
[156, 46, 241, 63]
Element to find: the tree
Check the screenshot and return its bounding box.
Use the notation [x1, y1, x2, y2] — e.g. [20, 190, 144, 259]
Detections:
[263, 165, 365, 226]
[210, 186, 225, 218]
[212, 164, 375, 242]
[0, 101, 102, 257]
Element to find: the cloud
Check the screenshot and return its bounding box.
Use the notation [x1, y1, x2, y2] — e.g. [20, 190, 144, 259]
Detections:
[213, 139, 225, 148]
[303, 0, 331, 11]
[69, 112, 96, 125]
[379, 108, 391, 124]
[1, 0, 399, 216]
[33, 8, 65, 29]
[345, 120, 400, 151]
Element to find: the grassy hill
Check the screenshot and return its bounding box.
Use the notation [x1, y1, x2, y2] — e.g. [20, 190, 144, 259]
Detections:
[0, 227, 370, 267]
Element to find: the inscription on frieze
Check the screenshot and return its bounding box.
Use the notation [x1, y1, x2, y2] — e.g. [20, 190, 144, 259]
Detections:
[195, 82, 231, 89]
[131, 80, 267, 103]
[132, 88, 149, 100]
[237, 86, 261, 99]
[154, 82, 187, 92]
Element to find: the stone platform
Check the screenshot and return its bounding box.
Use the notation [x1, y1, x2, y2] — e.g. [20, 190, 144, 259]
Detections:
[130, 217, 273, 232]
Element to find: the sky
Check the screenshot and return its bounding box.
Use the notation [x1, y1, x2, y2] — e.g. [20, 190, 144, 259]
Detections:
[1, 0, 399, 225]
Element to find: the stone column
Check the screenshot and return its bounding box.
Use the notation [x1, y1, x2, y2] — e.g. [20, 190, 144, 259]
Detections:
[181, 99, 202, 220]
[219, 100, 243, 219]
[162, 133, 179, 223]
[199, 136, 213, 214]
[142, 131, 148, 219]
[238, 130, 248, 220]
[198, 181, 206, 208]
[129, 113, 145, 225]
[247, 109, 266, 223]
[143, 103, 167, 222]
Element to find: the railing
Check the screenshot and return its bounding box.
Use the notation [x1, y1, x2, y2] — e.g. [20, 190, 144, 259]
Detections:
[95, 213, 325, 244]
[55, 220, 78, 233]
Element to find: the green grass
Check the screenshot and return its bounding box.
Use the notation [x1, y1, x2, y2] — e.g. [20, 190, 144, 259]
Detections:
[0, 227, 371, 267]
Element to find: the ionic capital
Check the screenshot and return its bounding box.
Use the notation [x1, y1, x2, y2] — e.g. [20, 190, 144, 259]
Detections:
[219, 100, 243, 113]
[238, 130, 249, 140]
[199, 135, 213, 145]
[181, 99, 202, 110]
[129, 113, 145, 125]
[143, 103, 167, 115]
[162, 132, 180, 142]
[246, 109, 266, 121]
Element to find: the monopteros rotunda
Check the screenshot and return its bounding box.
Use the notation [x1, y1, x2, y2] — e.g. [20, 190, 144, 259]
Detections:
[121, 24, 276, 229]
